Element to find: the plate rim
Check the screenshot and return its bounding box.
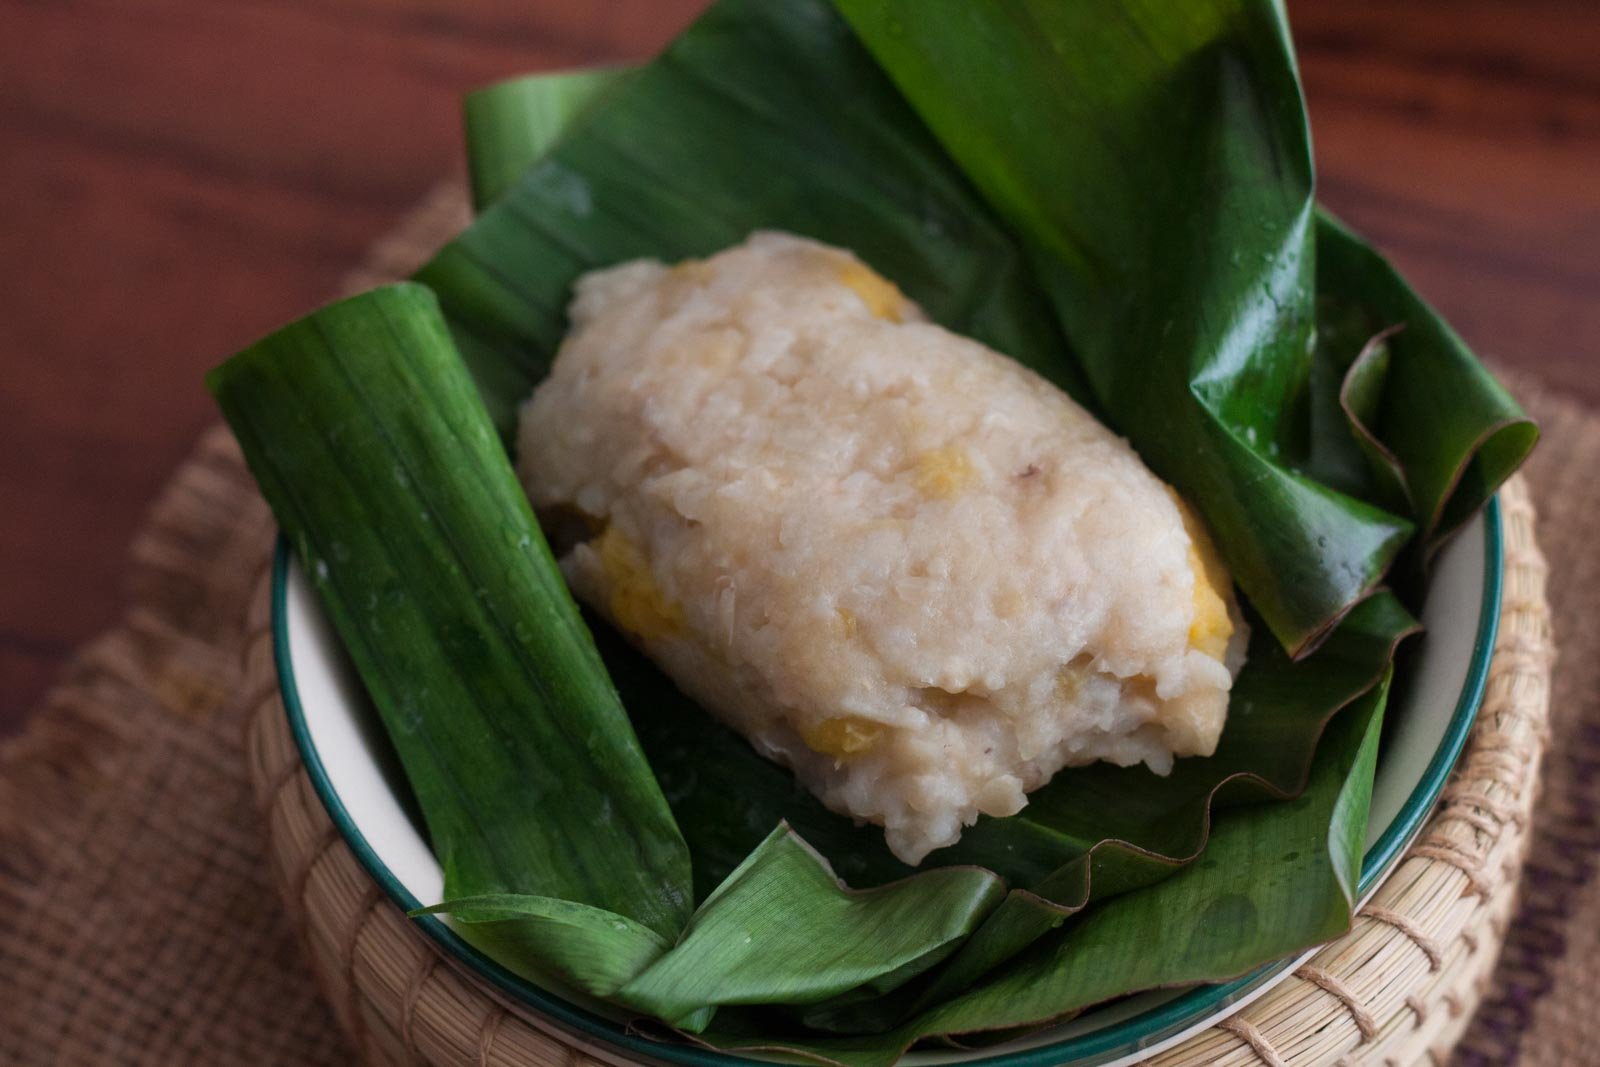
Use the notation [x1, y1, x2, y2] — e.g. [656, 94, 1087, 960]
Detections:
[273, 496, 1503, 1067]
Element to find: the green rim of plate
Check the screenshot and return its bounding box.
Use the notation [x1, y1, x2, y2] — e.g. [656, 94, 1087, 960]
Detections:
[274, 497, 1503, 1067]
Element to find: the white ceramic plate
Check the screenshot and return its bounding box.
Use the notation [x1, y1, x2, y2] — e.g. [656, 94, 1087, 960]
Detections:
[276, 501, 1502, 1066]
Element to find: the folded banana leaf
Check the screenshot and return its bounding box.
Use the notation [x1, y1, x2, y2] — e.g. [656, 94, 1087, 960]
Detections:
[208, 283, 692, 936]
[463, 67, 632, 214]
[1311, 214, 1538, 554]
[209, 0, 1535, 1057]
[418, 824, 1005, 1025]
[210, 282, 1395, 1062]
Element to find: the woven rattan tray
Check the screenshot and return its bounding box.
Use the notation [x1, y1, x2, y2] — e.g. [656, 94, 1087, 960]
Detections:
[242, 476, 1551, 1066]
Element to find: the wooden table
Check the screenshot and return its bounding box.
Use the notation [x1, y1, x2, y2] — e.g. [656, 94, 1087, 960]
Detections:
[1, 0, 1595, 732]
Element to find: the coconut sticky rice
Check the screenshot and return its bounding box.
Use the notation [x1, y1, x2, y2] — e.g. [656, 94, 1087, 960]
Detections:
[517, 232, 1246, 864]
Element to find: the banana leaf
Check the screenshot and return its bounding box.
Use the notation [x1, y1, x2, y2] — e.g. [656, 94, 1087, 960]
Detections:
[208, 0, 1536, 1055]
[463, 67, 633, 213]
[207, 283, 692, 937]
[411, 893, 669, 1000]
[416, 825, 1005, 1024]
[616, 828, 1003, 1028]
[1311, 214, 1538, 554]
[211, 282, 1396, 1059]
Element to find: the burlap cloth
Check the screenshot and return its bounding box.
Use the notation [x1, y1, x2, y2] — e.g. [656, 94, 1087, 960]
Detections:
[0, 186, 1588, 1066]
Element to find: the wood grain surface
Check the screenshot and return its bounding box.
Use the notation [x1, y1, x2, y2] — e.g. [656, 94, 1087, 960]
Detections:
[0, 0, 1594, 731]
